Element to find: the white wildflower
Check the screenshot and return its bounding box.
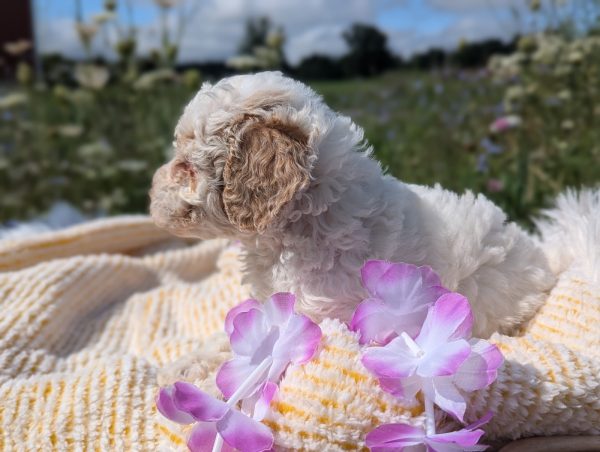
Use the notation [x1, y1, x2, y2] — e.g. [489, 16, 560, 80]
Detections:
[133, 68, 176, 90]
[3, 39, 31, 56]
[74, 64, 110, 90]
[56, 124, 83, 138]
[227, 55, 261, 71]
[78, 140, 113, 159]
[93, 12, 116, 25]
[75, 22, 99, 44]
[0, 93, 28, 109]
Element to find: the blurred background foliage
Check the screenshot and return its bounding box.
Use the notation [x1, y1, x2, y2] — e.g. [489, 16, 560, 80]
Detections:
[0, 0, 599, 228]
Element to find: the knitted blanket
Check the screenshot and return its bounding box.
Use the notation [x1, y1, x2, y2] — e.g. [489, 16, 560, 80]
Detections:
[0, 216, 599, 451]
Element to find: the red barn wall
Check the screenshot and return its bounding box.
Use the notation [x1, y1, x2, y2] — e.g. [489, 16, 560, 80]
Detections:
[0, 1, 34, 77]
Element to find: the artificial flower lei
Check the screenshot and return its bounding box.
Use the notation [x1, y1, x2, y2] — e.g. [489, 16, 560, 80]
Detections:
[157, 293, 322, 452]
[157, 260, 503, 451]
[352, 261, 504, 451]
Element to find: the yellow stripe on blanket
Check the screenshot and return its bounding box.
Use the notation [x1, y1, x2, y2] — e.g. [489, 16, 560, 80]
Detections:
[0, 216, 599, 451]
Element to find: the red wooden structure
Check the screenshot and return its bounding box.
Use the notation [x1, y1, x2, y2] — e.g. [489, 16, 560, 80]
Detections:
[0, 0, 35, 79]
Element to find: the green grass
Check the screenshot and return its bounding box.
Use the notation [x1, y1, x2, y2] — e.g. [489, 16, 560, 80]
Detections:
[314, 71, 600, 227]
[1, 68, 599, 227]
[0, 83, 192, 221]
[313, 72, 500, 193]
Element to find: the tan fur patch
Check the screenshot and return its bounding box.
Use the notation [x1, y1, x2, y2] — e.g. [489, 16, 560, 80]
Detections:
[223, 119, 312, 233]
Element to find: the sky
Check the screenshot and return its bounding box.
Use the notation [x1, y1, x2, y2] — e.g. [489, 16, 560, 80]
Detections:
[34, 0, 548, 65]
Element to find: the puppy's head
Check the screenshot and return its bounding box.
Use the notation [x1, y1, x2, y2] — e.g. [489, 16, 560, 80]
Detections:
[150, 72, 322, 239]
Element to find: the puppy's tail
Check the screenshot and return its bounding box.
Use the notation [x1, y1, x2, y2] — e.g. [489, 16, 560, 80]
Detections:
[535, 188, 600, 283]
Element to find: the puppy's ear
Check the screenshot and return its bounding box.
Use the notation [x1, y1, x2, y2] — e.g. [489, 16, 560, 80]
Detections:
[223, 118, 312, 233]
[171, 159, 197, 192]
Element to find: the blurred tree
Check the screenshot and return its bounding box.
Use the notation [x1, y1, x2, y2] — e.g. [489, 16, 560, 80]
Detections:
[295, 55, 344, 80]
[341, 23, 394, 77]
[229, 16, 288, 71]
[238, 16, 272, 54]
[409, 48, 447, 70]
[452, 38, 516, 68]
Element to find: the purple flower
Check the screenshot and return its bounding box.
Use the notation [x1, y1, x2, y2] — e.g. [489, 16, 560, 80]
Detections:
[156, 381, 273, 452]
[366, 413, 492, 452]
[489, 115, 521, 133]
[486, 179, 504, 193]
[217, 293, 321, 418]
[350, 261, 449, 345]
[479, 137, 503, 155]
[476, 154, 488, 173]
[361, 294, 503, 421]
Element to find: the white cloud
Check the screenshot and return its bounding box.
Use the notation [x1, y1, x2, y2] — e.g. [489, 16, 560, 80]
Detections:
[37, 18, 86, 58]
[174, 0, 382, 62]
[286, 25, 349, 65]
[386, 8, 522, 57]
[38, 0, 387, 63]
[37, 0, 523, 64]
[426, 13, 520, 49]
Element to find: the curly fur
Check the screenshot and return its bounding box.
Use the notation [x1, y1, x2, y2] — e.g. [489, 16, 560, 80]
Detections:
[223, 117, 313, 232]
[150, 71, 556, 337]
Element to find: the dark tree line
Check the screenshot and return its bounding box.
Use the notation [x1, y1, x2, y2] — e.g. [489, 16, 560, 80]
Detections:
[294, 22, 517, 80]
[39, 19, 518, 85]
[294, 24, 396, 80]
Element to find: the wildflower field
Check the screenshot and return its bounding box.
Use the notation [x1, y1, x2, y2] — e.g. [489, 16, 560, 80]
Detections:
[1, 32, 599, 228]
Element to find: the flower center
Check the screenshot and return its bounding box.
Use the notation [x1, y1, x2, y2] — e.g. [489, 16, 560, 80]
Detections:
[400, 332, 425, 358]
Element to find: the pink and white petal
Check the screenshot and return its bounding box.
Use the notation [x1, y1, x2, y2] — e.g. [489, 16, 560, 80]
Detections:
[378, 374, 422, 400]
[241, 394, 257, 419]
[230, 309, 269, 356]
[423, 377, 467, 422]
[217, 409, 274, 452]
[361, 260, 397, 297]
[428, 428, 485, 448]
[225, 299, 261, 335]
[361, 336, 420, 378]
[273, 313, 321, 365]
[417, 293, 473, 351]
[252, 381, 278, 421]
[266, 357, 289, 384]
[264, 292, 295, 326]
[172, 382, 228, 422]
[390, 307, 432, 340]
[216, 357, 258, 400]
[376, 376, 404, 397]
[418, 265, 444, 290]
[187, 422, 233, 452]
[362, 261, 423, 307]
[349, 298, 398, 345]
[362, 261, 447, 313]
[417, 339, 471, 377]
[464, 411, 493, 431]
[156, 386, 196, 424]
[366, 423, 426, 449]
[455, 340, 503, 392]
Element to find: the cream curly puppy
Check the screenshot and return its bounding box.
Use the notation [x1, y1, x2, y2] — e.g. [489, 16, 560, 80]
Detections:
[150, 71, 554, 337]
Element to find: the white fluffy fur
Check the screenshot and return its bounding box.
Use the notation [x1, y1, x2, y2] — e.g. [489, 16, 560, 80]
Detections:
[152, 71, 557, 337]
[535, 188, 600, 283]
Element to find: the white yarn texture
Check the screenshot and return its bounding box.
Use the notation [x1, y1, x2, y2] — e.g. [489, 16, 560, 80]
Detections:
[0, 207, 598, 451]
